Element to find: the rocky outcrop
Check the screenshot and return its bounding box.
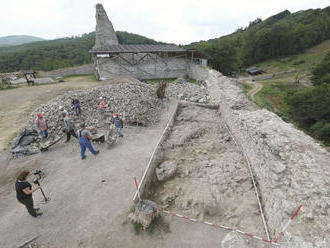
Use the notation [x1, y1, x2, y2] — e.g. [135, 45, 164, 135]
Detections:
[156, 161, 177, 181]
[93, 4, 118, 50]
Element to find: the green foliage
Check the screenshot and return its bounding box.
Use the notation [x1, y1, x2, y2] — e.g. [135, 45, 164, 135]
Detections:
[0, 31, 163, 73]
[0, 81, 14, 90]
[285, 84, 330, 144]
[190, 6, 330, 75]
[194, 36, 241, 75]
[117, 31, 162, 45]
[311, 51, 330, 85]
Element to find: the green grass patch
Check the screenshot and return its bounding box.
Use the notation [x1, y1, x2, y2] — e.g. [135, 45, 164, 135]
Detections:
[241, 83, 253, 94]
[186, 78, 197, 84]
[254, 81, 296, 122]
[255, 40, 330, 75]
[0, 81, 17, 90]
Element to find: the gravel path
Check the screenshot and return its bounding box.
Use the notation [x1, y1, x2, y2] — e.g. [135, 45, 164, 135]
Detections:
[247, 81, 263, 102]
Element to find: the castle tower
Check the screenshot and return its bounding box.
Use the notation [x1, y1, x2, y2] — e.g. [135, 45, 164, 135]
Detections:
[93, 3, 119, 50]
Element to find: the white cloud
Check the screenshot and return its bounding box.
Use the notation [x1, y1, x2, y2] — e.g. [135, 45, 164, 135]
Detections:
[0, 0, 329, 44]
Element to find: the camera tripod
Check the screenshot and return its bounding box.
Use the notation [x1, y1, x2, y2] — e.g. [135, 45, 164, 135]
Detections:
[33, 170, 50, 203]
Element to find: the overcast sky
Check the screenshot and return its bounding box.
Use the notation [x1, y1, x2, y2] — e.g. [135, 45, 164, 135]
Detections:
[0, 0, 329, 45]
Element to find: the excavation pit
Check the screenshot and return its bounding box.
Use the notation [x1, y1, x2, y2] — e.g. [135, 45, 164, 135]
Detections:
[146, 104, 267, 238]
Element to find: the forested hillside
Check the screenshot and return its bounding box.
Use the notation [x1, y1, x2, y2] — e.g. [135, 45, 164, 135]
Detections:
[191, 6, 330, 75]
[285, 51, 330, 144]
[0, 31, 162, 72]
[0, 35, 44, 47]
[0, 35, 45, 47]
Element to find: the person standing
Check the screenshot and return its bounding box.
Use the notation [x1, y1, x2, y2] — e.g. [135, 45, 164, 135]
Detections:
[15, 170, 42, 217]
[99, 97, 106, 113]
[35, 113, 48, 139]
[72, 98, 81, 116]
[62, 113, 77, 142]
[113, 113, 123, 137]
[77, 123, 99, 160]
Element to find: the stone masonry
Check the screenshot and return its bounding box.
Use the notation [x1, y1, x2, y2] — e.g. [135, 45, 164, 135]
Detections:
[93, 3, 118, 50]
[90, 4, 207, 81]
[190, 64, 330, 247]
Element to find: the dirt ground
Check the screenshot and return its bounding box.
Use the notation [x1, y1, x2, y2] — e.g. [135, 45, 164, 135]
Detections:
[0, 99, 235, 248]
[0, 75, 138, 153]
[0, 77, 271, 247]
[149, 104, 266, 239]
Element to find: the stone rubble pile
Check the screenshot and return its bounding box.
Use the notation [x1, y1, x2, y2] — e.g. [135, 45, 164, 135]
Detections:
[11, 82, 163, 156]
[165, 78, 210, 103]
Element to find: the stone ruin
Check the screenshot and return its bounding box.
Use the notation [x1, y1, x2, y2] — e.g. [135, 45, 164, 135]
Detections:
[89, 4, 209, 81]
[93, 4, 119, 49]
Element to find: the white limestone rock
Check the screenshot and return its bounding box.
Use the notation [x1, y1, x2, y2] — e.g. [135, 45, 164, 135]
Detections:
[156, 161, 177, 181]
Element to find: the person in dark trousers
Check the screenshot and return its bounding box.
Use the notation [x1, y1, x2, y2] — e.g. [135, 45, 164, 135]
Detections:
[15, 170, 42, 217]
[62, 113, 77, 142]
[77, 123, 99, 160]
[72, 98, 81, 116]
[113, 113, 123, 137]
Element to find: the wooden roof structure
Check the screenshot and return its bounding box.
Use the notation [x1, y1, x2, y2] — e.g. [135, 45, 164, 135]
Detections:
[90, 44, 185, 54]
[90, 44, 210, 59]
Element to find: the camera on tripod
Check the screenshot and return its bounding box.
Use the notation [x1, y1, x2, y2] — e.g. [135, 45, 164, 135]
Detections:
[33, 178, 40, 185]
[33, 170, 43, 178]
[32, 169, 50, 203]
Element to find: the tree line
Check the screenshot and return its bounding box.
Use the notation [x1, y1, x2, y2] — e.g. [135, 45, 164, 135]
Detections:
[0, 31, 162, 72]
[190, 6, 330, 75]
[285, 52, 330, 145]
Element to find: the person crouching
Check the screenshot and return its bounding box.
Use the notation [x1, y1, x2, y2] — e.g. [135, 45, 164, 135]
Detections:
[77, 123, 99, 160]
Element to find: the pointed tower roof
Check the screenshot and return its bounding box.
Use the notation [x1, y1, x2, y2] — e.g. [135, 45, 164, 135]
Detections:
[93, 4, 119, 50]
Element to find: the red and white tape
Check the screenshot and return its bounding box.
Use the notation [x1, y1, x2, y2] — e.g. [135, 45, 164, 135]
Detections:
[132, 178, 302, 246]
[274, 204, 303, 243]
[161, 209, 280, 247]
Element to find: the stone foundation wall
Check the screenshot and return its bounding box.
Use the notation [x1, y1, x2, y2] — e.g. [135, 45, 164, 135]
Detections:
[189, 64, 330, 247]
[133, 102, 179, 202]
[96, 56, 189, 80]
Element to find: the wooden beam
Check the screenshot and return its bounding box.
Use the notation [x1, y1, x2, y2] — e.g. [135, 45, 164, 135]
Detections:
[117, 54, 134, 66]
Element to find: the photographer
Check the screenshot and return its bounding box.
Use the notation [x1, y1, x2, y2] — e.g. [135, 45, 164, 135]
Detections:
[15, 170, 42, 217]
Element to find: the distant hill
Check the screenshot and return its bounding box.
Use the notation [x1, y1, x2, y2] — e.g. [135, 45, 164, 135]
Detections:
[0, 31, 164, 72]
[0, 35, 45, 47]
[189, 6, 330, 75]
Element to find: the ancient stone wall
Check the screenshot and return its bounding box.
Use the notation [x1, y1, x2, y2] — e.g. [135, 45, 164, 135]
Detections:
[96, 56, 189, 80]
[134, 101, 179, 202]
[189, 64, 330, 247]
